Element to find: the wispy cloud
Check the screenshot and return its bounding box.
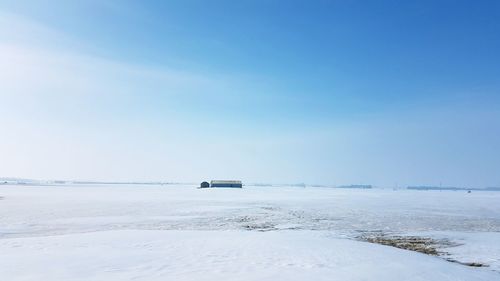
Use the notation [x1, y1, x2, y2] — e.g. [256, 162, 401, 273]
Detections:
[0, 11, 237, 131]
[0, 13, 222, 96]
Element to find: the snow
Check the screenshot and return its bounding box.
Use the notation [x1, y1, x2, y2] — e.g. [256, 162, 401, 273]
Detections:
[1, 184, 500, 280]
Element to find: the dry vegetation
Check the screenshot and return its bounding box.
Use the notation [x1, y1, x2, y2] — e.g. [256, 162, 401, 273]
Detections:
[360, 234, 489, 267]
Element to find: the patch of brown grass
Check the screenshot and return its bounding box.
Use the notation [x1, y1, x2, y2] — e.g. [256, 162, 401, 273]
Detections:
[360, 234, 489, 267]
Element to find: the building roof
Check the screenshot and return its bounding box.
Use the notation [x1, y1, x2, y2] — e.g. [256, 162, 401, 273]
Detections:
[210, 180, 242, 185]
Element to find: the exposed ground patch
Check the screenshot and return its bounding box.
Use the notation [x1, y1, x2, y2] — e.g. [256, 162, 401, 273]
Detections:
[360, 233, 489, 268]
[446, 259, 490, 267]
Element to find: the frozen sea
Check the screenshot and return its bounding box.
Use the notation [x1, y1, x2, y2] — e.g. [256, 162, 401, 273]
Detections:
[1, 184, 499, 280]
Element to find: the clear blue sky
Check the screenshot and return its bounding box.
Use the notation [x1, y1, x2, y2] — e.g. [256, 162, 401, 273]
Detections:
[0, 0, 499, 187]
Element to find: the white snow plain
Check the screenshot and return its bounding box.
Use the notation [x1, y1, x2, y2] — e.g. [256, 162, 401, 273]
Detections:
[1, 184, 500, 281]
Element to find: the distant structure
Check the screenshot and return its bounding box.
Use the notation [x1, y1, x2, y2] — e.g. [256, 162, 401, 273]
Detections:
[210, 180, 243, 188]
[200, 181, 210, 188]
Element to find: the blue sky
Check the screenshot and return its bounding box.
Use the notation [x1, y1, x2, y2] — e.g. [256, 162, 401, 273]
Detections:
[0, 0, 499, 187]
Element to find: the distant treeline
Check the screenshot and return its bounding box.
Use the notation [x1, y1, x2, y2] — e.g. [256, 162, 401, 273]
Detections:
[337, 185, 373, 189]
[407, 186, 500, 191]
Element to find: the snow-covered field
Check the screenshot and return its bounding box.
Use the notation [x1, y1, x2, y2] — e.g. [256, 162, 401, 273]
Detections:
[1, 184, 500, 280]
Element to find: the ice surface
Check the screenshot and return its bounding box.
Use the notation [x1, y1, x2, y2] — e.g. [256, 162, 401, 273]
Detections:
[1, 184, 499, 280]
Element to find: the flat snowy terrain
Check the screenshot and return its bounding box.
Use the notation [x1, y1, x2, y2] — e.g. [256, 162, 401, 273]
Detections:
[1, 184, 500, 280]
